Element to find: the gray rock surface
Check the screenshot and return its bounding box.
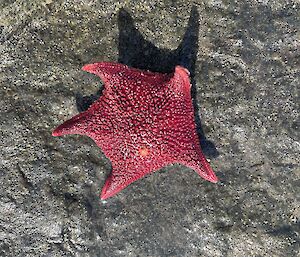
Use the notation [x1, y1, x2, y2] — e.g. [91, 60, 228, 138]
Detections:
[0, 0, 299, 256]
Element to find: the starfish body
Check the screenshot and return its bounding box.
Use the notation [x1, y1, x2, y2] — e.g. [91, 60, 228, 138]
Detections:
[53, 62, 218, 199]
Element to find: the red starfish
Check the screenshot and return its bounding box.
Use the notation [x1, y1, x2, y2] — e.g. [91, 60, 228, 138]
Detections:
[53, 62, 218, 199]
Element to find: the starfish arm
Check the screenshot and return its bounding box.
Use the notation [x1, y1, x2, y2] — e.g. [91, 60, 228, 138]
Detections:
[166, 66, 219, 182]
[82, 62, 171, 90]
[159, 130, 218, 183]
[100, 170, 145, 200]
[168, 66, 192, 98]
[82, 62, 125, 85]
[179, 150, 218, 183]
[52, 111, 91, 136]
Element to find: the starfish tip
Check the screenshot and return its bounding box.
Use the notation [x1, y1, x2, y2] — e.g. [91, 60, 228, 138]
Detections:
[100, 177, 116, 200]
[175, 65, 190, 76]
[100, 187, 115, 200]
[207, 173, 219, 183]
[52, 128, 61, 137]
[82, 63, 93, 72]
[100, 192, 109, 200]
[211, 176, 219, 183]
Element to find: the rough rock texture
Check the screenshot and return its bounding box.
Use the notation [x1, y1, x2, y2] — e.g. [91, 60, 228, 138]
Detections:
[0, 0, 299, 256]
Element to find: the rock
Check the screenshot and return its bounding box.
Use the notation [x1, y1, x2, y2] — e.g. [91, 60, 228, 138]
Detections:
[0, 1, 299, 256]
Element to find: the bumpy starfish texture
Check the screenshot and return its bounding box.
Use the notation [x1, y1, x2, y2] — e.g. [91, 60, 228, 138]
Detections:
[53, 62, 218, 199]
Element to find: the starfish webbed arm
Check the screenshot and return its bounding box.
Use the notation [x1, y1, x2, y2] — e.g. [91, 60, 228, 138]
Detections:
[52, 107, 113, 141]
[82, 62, 171, 90]
[52, 111, 92, 137]
[101, 169, 147, 200]
[177, 151, 218, 183]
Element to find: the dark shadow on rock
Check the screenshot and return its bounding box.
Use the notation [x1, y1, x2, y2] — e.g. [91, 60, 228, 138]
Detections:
[76, 6, 219, 158]
[267, 224, 299, 236]
[117, 8, 178, 73]
[76, 90, 102, 113]
[267, 223, 300, 245]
